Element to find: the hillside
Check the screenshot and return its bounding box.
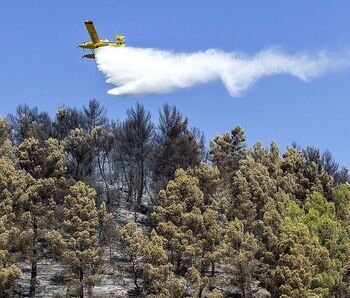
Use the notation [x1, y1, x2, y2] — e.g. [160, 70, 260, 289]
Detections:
[1, 100, 350, 298]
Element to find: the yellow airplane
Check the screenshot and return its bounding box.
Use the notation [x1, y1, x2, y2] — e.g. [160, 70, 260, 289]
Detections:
[79, 20, 125, 59]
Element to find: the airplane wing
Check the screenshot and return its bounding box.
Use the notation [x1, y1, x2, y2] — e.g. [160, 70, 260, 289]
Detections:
[84, 20, 100, 44]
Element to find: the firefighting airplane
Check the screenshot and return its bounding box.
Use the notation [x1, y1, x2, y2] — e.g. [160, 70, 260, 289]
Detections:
[78, 20, 125, 59]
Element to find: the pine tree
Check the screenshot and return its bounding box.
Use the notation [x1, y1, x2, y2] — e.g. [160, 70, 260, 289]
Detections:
[151, 168, 227, 297]
[0, 125, 25, 296]
[333, 184, 350, 222]
[0, 155, 26, 297]
[54, 106, 85, 140]
[64, 128, 93, 179]
[0, 117, 10, 146]
[16, 137, 66, 298]
[8, 104, 52, 144]
[83, 99, 108, 133]
[118, 221, 147, 291]
[229, 156, 276, 230]
[188, 163, 222, 206]
[118, 222, 185, 296]
[280, 147, 333, 203]
[141, 230, 181, 297]
[334, 166, 350, 185]
[0, 118, 15, 160]
[152, 104, 204, 192]
[125, 104, 154, 209]
[210, 125, 247, 179]
[99, 212, 117, 263]
[272, 198, 332, 297]
[221, 218, 259, 297]
[61, 181, 102, 298]
[304, 192, 341, 255]
[152, 168, 204, 273]
[114, 103, 154, 211]
[329, 185, 350, 296]
[91, 126, 115, 210]
[260, 194, 285, 290]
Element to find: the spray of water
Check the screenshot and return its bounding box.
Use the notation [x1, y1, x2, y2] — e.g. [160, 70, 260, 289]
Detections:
[95, 46, 348, 97]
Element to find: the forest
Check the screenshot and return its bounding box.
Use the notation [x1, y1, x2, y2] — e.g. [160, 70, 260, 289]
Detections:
[1, 99, 350, 298]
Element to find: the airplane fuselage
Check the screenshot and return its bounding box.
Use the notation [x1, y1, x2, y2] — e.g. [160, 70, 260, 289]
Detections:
[79, 20, 125, 58]
[79, 40, 125, 49]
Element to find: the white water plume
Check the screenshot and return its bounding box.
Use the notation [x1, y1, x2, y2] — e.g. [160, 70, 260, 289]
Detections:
[95, 46, 349, 97]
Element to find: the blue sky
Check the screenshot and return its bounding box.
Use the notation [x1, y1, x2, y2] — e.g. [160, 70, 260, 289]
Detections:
[1, 1, 350, 166]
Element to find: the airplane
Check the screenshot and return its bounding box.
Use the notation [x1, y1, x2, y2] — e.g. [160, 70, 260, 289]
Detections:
[79, 20, 125, 59]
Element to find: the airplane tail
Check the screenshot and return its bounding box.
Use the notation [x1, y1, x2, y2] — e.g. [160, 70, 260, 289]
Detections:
[84, 20, 100, 44]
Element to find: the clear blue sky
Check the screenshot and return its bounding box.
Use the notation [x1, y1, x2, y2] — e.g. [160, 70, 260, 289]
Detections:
[1, 1, 350, 166]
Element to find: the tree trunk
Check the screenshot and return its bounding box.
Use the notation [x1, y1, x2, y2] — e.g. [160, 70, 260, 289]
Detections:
[29, 216, 38, 298]
[198, 286, 204, 298]
[134, 207, 138, 222]
[132, 260, 139, 290]
[136, 160, 145, 208]
[176, 257, 182, 274]
[238, 267, 247, 298]
[126, 170, 134, 204]
[75, 160, 80, 179]
[109, 245, 112, 264]
[79, 266, 84, 298]
[28, 261, 37, 298]
[98, 155, 111, 212]
[211, 261, 215, 277]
